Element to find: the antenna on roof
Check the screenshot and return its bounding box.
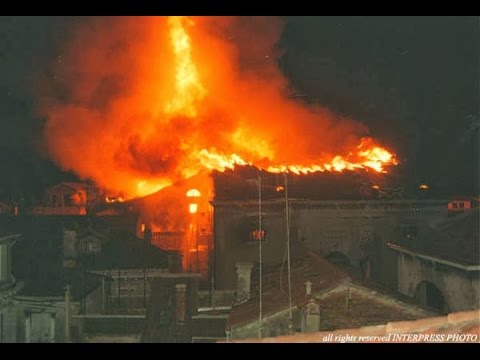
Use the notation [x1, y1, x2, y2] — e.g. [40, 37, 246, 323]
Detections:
[284, 172, 293, 334]
[258, 171, 263, 339]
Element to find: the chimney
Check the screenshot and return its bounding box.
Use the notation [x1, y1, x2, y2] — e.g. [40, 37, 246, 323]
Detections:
[235, 262, 253, 303]
[305, 280, 312, 298]
[144, 226, 152, 244]
[302, 279, 320, 333]
[65, 285, 71, 343]
[175, 283, 187, 323]
[0, 234, 19, 289]
[303, 298, 321, 333]
[168, 253, 183, 273]
[62, 230, 77, 269]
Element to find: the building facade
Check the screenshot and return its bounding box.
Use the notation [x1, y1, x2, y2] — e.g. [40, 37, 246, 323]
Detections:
[212, 198, 449, 291]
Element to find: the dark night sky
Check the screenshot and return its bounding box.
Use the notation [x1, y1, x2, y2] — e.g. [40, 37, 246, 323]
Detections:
[0, 16, 478, 203]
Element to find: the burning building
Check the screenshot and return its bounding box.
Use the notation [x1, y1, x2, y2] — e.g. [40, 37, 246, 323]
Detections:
[31, 182, 88, 215]
[210, 167, 454, 290]
[38, 16, 399, 278]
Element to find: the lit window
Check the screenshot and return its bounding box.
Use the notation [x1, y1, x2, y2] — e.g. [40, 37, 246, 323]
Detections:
[249, 229, 266, 242]
[186, 189, 201, 198]
[241, 217, 268, 243]
[189, 203, 198, 214]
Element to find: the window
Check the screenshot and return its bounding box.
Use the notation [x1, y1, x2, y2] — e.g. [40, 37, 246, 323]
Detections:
[64, 194, 72, 206]
[401, 224, 417, 240]
[459, 202, 465, 209]
[323, 230, 348, 243]
[186, 189, 201, 197]
[189, 203, 198, 214]
[249, 229, 266, 242]
[87, 241, 100, 253]
[239, 216, 267, 243]
[452, 202, 458, 209]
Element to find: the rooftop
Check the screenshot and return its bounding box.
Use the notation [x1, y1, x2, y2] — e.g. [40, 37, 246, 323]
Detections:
[48, 182, 88, 192]
[1, 216, 168, 298]
[390, 207, 479, 266]
[227, 247, 349, 329]
[3, 216, 101, 299]
[213, 166, 399, 202]
[226, 309, 480, 343]
[212, 165, 472, 202]
[227, 243, 434, 331]
[17, 269, 100, 300]
[89, 235, 172, 271]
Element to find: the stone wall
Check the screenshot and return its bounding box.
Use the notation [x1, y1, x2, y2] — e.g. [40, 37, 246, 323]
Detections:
[14, 299, 81, 343]
[230, 307, 303, 340]
[0, 301, 17, 343]
[214, 200, 448, 291]
[397, 252, 479, 312]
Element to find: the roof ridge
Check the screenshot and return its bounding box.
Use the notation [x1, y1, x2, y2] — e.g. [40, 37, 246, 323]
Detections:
[224, 310, 480, 343]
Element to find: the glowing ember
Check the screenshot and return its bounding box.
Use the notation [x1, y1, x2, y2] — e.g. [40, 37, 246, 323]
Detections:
[105, 196, 125, 203]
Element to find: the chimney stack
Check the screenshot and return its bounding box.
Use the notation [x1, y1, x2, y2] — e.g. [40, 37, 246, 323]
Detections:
[305, 280, 312, 297]
[235, 262, 254, 303]
[62, 230, 78, 269]
[144, 226, 152, 244]
[65, 285, 71, 343]
[0, 234, 19, 289]
[303, 298, 321, 333]
[302, 280, 320, 333]
[175, 283, 187, 323]
[168, 254, 183, 273]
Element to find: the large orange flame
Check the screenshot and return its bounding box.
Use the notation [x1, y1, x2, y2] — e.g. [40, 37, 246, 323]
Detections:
[165, 16, 206, 117]
[40, 16, 398, 201]
[198, 137, 397, 175]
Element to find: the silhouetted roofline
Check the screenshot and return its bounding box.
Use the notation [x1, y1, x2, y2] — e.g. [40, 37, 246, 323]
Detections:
[387, 242, 480, 271]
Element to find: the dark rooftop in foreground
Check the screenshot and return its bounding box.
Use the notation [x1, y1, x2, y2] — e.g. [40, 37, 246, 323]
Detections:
[17, 269, 100, 300]
[391, 208, 479, 266]
[89, 235, 171, 270]
[0, 215, 171, 298]
[227, 242, 435, 331]
[227, 309, 480, 343]
[227, 245, 349, 329]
